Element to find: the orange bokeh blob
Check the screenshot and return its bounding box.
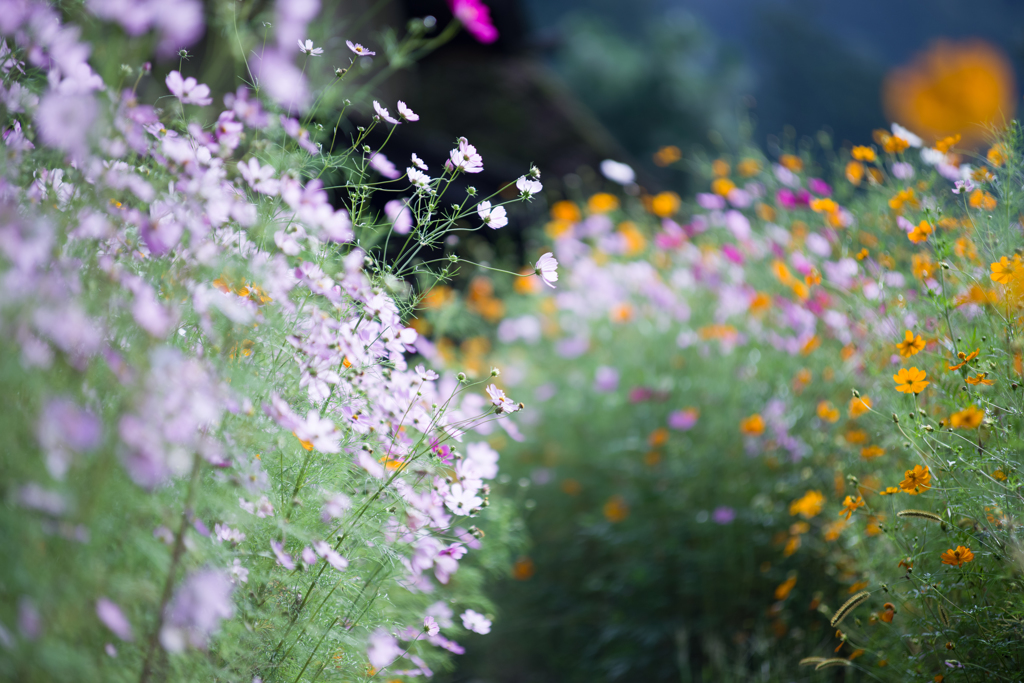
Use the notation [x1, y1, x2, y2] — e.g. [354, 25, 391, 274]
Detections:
[882, 40, 1016, 148]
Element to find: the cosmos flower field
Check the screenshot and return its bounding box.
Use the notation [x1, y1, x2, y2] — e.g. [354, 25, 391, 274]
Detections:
[2, 1, 1024, 682]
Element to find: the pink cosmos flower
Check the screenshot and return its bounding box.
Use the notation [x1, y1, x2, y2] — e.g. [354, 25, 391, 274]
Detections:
[385, 199, 413, 234]
[270, 540, 295, 570]
[369, 151, 400, 179]
[594, 366, 619, 392]
[476, 200, 507, 229]
[447, 0, 498, 43]
[367, 628, 401, 669]
[96, 598, 134, 641]
[165, 71, 212, 106]
[396, 100, 419, 122]
[346, 40, 375, 56]
[297, 39, 323, 55]
[373, 100, 399, 124]
[712, 506, 736, 525]
[424, 616, 440, 636]
[534, 252, 558, 288]
[668, 408, 699, 431]
[35, 91, 97, 158]
[411, 153, 428, 170]
[460, 609, 492, 634]
[159, 569, 234, 652]
[952, 178, 976, 195]
[485, 384, 518, 413]
[448, 137, 483, 173]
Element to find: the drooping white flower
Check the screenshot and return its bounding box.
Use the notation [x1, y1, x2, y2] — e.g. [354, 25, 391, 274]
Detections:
[373, 100, 399, 124]
[534, 252, 558, 288]
[396, 100, 419, 122]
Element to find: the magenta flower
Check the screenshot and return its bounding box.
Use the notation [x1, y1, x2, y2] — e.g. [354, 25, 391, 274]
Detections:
[712, 506, 736, 525]
[447, 0, 498, 43]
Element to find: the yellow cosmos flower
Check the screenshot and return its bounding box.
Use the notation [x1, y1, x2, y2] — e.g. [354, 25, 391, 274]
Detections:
[838, 495, 865, 520]
[950, 405, 984, 429]
[908, 220, 933, 244]
[940, 545, 974, 567]
[894, 367, 929, 394]
[900, 465, 931, 495]
[790, 490, 825, 519]
[897, 330, 926, 357]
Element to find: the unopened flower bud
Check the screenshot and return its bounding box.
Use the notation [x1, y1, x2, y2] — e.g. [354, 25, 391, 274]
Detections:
[892, 413, 899, 423]
[456, 372, 467, 382]
[362, 145, 371, 153]
[335, 67, 348, 77]
[466, 186, 477, 196]
[851, 388, 860, 398]
[448, 253, 459, 263]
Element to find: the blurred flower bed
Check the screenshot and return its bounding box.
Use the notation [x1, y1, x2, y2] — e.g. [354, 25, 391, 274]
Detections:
[425, 123, 1024, 681]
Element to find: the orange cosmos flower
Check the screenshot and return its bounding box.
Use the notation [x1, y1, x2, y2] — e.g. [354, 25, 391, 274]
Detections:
[652, 145, 682, 167]
[950, 405, 984, 429]
[894, 367, 929, 393]
[879, 486, 901, 496]
[861, 445, 885, 460]
[838, 495, 865, 520]
[969, 188, 997, 211]
[947, 348, 979, 370]
[790, 490, 825, 519]
[934, 133, 961, 153]
[817, 401, 840, 423]
[846, 160, 865, 185]
[603, 495, 630, 523]
[965, 372, 994, 386]
[740, 414, 765, 436]
[775, 575, 798, 600]
[711, 178, 735, 197]
[882, 39, 1016, 148]
[587, 193, 619, 214]
[940, 545, 974, 567]
[900, 465, 932, 495]
[737, 158, 761, 177]
[779, 154, 803, 172]
[650, 192, 681, 217]
[550, 200, 581, 222]
[990, 255, 1022, 284]
[849, 396, 872, 417]
[851, 146, 877, 162]
[908, 220, 933, 244]
[897, 330, 925, 357]
[880, 602, 897, 623]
